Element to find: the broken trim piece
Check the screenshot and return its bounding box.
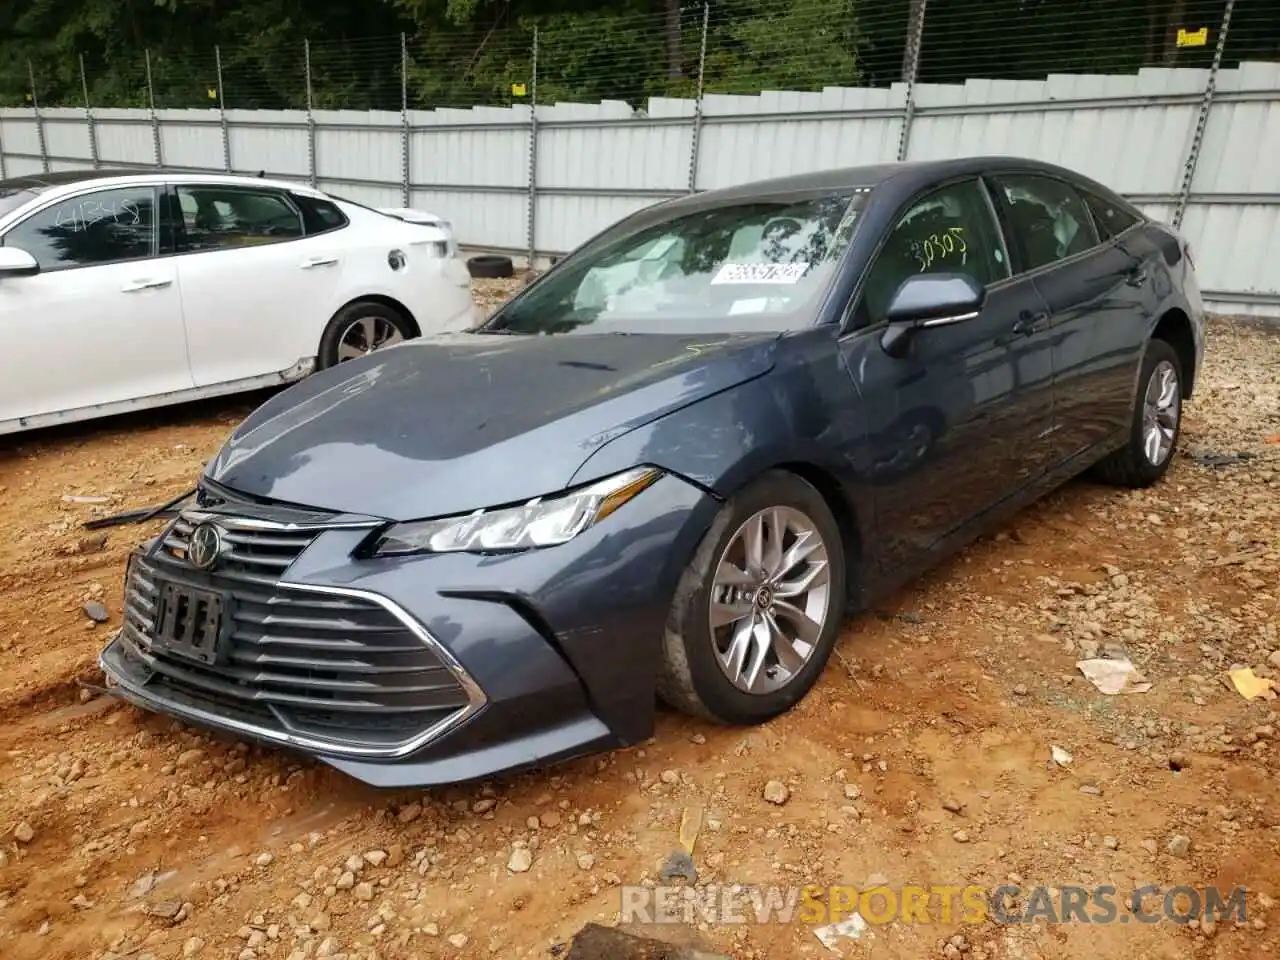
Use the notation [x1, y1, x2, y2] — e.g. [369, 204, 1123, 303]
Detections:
[82, 488, 195, 530]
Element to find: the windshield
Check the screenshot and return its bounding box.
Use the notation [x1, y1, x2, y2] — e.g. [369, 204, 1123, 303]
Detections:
[0, 187, 43, 221]
[485, 190, 868, 335]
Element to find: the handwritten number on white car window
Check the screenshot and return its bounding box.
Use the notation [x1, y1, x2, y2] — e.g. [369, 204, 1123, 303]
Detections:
[53, 198, 142, 234]
[4, 187, 157, 270]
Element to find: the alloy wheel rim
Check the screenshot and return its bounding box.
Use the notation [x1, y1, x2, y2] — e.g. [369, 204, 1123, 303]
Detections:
[709, 506, 832, 695]
[1141, 359, 1180, 466]
[336, 316, 404, 362]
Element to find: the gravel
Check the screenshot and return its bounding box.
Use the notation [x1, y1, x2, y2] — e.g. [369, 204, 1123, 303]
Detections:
[0, 314, 1277, 960]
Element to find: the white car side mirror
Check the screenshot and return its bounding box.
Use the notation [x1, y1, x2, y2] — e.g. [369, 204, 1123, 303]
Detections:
[0, 246, 39, 277]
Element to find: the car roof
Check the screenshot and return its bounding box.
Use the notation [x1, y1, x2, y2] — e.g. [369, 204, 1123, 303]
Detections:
[662, 155, 1113, 209]
[0, 168, 322, 198]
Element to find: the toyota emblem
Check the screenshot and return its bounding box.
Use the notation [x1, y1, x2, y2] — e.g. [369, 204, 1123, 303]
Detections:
[187, 522, 225, 571]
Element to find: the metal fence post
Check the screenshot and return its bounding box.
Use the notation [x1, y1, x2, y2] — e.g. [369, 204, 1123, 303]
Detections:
[28, 61, 50, 173]
[215, 46, 231, 171]
[0, 116, 6, 178]
[305, 39, 318, 188]
[400, 33, 411, 208]
[144, 49, 164, 166]
[80, 54, 101, 168]
[526, 26, 539, 267]
[687, 3, 710, 193]
[896, 0, 928, 162]
[1174, 0, 1235, 230]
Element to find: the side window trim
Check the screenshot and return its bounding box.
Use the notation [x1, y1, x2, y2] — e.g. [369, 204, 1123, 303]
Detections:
[1075, 182, 1144, 243]
[840, 175, 1008, 335]
[0, 182, 165, 273]
[290, 192, 351, 236]
[981, 173, 1031, 275]
[164, 183, 193, 255]
[159, 184, 180, 257]
[976, 177, 1014, 284]
[171, 183, 307, 255]
[1070, 181, 1105, 245]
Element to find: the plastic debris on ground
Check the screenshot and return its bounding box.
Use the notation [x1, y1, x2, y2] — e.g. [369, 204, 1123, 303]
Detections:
[658, 850, 697, 884]
[678, 806, 703, 856]
[814, 913, 871, 952]
[1076, 657, 1152, 694]
[1227, 667, 1278, 701]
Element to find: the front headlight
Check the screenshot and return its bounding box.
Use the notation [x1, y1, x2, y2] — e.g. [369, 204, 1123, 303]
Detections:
[370, 466, 662, 556]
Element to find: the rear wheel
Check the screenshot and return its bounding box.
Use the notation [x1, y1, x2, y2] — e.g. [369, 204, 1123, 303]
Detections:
[317, 301, 414, 371]
[1093, 338, 1183, 488]
[656, 471, 847, 724]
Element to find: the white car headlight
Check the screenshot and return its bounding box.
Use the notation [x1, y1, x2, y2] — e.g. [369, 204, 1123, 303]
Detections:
[370, 466, 662, 556]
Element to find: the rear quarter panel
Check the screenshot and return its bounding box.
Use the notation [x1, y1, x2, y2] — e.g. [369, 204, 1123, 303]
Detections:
[335, 209, 477, 333]
[1121, 221, 1205, 396]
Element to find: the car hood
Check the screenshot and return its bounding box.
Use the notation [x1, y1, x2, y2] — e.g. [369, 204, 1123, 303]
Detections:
[205, 331, 779, 520]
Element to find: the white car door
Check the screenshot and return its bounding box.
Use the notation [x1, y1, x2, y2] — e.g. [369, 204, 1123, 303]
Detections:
[0, 183, 192, 423]
[171, 184, 344, 387]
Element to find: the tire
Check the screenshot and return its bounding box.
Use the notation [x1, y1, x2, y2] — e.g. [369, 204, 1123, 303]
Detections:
[656, 470, 848, 725]
[466, 254, 514, 279]
[316, 300, 416, 371]
[1092, 338, 1184, 488]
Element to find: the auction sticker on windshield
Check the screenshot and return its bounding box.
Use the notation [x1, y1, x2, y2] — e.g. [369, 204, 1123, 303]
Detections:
[711, 262, 810, 284]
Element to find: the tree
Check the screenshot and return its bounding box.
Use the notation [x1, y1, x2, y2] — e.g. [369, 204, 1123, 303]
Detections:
[2, 0, 1276, 111]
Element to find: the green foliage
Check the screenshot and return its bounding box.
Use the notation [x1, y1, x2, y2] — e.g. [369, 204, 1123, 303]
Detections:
[0, 1, 1275, 111]
[702, 0, 863, 95]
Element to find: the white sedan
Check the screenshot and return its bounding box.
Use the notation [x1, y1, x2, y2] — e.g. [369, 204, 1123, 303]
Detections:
[0, 170, 480, 435]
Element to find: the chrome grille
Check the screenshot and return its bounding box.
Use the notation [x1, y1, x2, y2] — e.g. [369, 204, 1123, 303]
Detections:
[160, 514, 319, 586]
[111, 508, 473, 752]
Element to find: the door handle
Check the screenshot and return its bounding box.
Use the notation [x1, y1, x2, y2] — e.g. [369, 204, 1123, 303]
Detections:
[1012, 311, 1049, 336]
[1125, 267, 1148, 287]
[300, 256, 338, 269]
[121, 278, 172, 292]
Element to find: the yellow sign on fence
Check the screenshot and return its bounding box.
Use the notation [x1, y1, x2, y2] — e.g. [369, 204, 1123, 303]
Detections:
[1176, 27, 1209, 48]
[511, 82, 527, 97]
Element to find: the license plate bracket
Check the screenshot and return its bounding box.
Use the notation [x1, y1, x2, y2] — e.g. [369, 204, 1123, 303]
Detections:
[151, 579, 230, 666]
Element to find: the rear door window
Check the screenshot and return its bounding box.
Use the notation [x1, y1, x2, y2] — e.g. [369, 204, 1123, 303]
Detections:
[990, 174, 1100, 271]
[176, 186, 304, 252]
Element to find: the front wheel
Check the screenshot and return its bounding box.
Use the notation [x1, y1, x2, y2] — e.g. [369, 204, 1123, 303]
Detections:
[1092, 338, 1183, 488]
[316, 301, 415, 371]
[656, 471, 847, 725]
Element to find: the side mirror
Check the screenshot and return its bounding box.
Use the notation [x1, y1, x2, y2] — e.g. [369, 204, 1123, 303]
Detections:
[880, 273, 984, 358]
[0, 247, 39, 278]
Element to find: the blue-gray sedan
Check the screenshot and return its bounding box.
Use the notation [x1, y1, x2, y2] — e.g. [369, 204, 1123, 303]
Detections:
[99, 156, 1205, 787]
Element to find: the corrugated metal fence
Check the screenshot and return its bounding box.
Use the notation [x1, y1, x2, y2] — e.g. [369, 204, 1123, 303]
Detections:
[1, 61, 1278, 316]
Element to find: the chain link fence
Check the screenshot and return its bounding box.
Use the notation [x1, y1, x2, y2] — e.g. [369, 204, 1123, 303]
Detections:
[8, 1, 1277, 113]
[1, 0, 1278, 309]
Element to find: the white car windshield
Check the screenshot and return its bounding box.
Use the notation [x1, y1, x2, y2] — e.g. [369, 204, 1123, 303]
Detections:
[487, 190, 868, 335]
[0, 187, 43, 220]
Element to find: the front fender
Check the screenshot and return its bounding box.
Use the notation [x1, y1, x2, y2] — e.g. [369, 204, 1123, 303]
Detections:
[569, 335, 873, 553]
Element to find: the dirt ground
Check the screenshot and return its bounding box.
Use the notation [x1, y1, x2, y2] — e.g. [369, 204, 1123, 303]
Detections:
[1, 286, 1278, 960]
